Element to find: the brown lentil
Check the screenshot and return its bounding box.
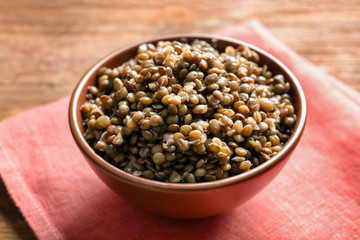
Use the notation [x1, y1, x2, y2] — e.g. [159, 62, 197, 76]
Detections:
[82, 39, 296, 183]
[195, 168, 206, 177]
[185, 173, 196, 183]
[239, 160, 252, 171]
[95, 116, 111, 130]
[189, 130, 202, 141]
[242, 124, 253, 137]
[192, 105, 208, 115]
[150, 115, 164, 126]
[153, 152, 166, 165]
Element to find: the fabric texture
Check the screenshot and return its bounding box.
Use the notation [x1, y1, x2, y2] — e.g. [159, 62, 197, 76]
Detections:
[1, 19, 359, 240]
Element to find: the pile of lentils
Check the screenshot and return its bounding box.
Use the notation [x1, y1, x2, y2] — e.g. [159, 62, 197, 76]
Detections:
[81, 39, 296, 183]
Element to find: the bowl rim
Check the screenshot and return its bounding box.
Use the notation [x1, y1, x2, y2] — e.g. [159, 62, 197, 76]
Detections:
[69, 33, 307, 192]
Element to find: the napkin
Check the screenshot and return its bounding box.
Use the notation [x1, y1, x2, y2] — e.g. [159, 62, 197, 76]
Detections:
[0, 19, 359, 240]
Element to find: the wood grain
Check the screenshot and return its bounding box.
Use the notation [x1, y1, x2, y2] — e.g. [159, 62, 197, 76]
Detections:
[0, 0, 359, 239]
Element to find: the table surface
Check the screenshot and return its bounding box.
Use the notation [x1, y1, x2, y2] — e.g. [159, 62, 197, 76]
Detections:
[0, 0, 359, 239]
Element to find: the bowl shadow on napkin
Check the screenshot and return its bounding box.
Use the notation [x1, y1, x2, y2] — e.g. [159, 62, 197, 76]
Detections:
[60, 186, 259, 239]
[0, 179, 37, 239]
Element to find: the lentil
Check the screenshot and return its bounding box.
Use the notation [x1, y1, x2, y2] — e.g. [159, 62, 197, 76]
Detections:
[82, 39, 296, 183]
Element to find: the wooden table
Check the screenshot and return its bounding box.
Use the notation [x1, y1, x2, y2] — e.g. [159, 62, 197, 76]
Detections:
[0, 0, 359, 239]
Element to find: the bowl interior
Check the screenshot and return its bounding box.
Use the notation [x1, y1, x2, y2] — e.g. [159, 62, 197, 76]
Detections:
[69, 34, 306, 191]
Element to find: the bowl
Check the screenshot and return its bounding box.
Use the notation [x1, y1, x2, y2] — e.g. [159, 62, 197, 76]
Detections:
[69, 34, 306, 219]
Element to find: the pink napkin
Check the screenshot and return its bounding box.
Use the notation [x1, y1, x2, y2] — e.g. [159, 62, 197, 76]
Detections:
[1, 19, 359, 240]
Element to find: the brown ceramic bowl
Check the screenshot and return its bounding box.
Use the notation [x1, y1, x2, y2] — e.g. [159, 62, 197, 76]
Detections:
[69, 34, 306, 219]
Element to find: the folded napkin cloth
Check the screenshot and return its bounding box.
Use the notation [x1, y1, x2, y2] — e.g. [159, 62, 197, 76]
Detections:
[1, 19, 359, 240]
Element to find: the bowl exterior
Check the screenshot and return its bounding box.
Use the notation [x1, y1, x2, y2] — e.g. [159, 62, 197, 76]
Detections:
[83, 151, 293, 218]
